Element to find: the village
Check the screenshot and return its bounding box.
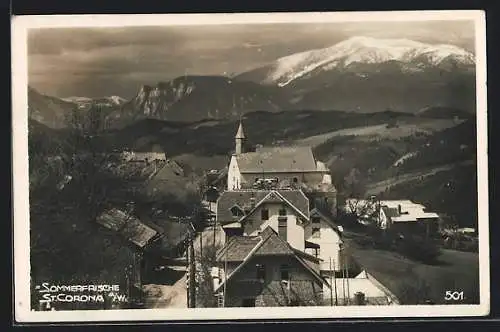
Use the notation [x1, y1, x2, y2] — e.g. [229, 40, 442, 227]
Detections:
[33, 119, 475, 311]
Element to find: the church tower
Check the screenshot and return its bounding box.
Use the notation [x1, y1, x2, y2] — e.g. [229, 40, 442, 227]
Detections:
[235, 120, 245, 155]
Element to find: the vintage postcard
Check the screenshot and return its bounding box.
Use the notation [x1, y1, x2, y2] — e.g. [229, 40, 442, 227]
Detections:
[12, 10, 489, 323]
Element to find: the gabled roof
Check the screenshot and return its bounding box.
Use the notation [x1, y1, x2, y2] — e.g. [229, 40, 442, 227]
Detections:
[307, 207, 342, 236]
[214, 226, 329, 292]
[216, 189, 309, 224]
[216, 235, 261, 262]
[235, 146, 318, 173]
[96, 208, 159, 248]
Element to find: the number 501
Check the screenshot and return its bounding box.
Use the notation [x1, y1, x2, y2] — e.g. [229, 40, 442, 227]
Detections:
[445, 291, 464, 301]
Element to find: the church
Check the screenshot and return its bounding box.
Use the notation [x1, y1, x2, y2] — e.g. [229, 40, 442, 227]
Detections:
[227, 121, 333, 192]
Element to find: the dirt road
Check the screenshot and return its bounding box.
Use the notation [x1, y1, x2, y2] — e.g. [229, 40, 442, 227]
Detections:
[365, 160, 474, 196]
[142, 265, 187, 308]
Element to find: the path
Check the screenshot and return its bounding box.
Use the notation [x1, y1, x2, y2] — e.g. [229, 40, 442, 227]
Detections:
[365, 160, 474, 195]
[142, 264, 187, 308]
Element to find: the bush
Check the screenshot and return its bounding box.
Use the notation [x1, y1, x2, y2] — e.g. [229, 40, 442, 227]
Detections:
[396, 235, 441, 264]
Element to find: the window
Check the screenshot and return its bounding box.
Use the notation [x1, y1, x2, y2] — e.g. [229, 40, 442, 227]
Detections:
[312, 217, 321, 224]
[242, 298, 256, 307]
[256, 264, 266, 280]
[279, 206, 287, 216]
[312, 227, 321, 239]
[261, 208, 269, 221]
[230, 205, 244, 217]
[292, 177, 298, 183]
[278, 218, 287, 241]
[280, 265, 289, 280]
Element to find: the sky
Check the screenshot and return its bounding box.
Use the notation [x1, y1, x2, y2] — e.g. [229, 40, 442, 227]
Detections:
[27, 20, 476, 99]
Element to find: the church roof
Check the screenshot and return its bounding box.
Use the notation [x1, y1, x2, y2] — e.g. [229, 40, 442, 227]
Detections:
[235, 146, 317, 173]
[235, 121, 245, 139]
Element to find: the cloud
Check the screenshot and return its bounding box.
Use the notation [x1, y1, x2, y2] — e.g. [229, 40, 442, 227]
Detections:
[27, 20, 476, 98]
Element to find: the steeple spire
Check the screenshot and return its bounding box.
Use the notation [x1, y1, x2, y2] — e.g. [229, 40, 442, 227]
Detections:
[235, 118, 245, 139]
[235, 119, 245, 155]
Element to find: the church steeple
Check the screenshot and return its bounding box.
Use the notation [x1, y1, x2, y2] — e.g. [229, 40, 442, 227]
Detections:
[235, 119, 245, 155]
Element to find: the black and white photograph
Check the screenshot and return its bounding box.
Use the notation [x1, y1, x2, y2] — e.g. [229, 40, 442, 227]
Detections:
[12, 11, 489, 322]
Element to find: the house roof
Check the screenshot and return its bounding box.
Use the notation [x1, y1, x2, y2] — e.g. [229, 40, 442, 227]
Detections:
[96, 208, 131, 231]
[308, 207, 342, 236]
[120, 220, 159, 248]
[216, 189, 309, 224]
[216, 235, 261, 262]
[151, 161, 184, 181]
[214, 226, 328, 292]
[381, 206, 400, 219]
[235, 146, 318, 173]
[96, 208, 159, 248]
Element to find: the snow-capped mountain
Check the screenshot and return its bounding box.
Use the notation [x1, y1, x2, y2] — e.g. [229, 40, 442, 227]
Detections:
[62, 95, 128, 108]
[107, 95, 128, 106]
[238, 36, 475, 87]
[236, 36, 476, 113]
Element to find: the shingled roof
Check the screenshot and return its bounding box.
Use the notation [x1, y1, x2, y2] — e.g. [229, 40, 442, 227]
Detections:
[235, 146, 318, 173]
[216, 235, 261, 262]
[381, 206, 400, 219]
[96, 208, 159, 248]
[214, 226, 328, 292]
[216, 189, 309, 224]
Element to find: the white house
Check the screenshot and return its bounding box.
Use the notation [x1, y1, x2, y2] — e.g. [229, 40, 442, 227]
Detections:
[344, 198, 440, 236]
[216, 189, 343, 275]
[304, 208, 343, 272]
[227, 121, 332, 191]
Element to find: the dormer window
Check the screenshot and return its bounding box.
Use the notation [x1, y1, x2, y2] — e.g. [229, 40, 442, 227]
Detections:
[230, 205, 244, 217]
[312, 216, 321, 224]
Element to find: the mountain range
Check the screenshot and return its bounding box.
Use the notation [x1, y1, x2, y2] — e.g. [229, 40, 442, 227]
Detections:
[108, 75, 289, 126]
[27, 36, 477, 128]
[62, 95, 128, 108]
[236, 36, 475, 86]
[235, 36, 476, 113]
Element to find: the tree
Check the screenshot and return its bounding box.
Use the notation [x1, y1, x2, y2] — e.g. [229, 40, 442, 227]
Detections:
[343, 168, 367, 198]
[395, 235, 441, 264]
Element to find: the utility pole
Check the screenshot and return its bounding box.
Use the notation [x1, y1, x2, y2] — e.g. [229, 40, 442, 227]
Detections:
[333, 258, 338, 306]
[345, 254, 350, 305]
[223, 250, 228, 307]
[329, 257, 334, 306]
[213, 216, 217, 248]
[199, 230, 203, 259]
[188, 227, 196, 308]
[342, 249, 346, 305]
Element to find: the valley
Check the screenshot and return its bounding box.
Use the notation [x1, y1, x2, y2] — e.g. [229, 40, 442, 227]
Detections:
[25, 33, 480, 309]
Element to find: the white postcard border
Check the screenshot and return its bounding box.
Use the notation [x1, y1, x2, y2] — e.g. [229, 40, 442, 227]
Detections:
[12, 10, 489, 322]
